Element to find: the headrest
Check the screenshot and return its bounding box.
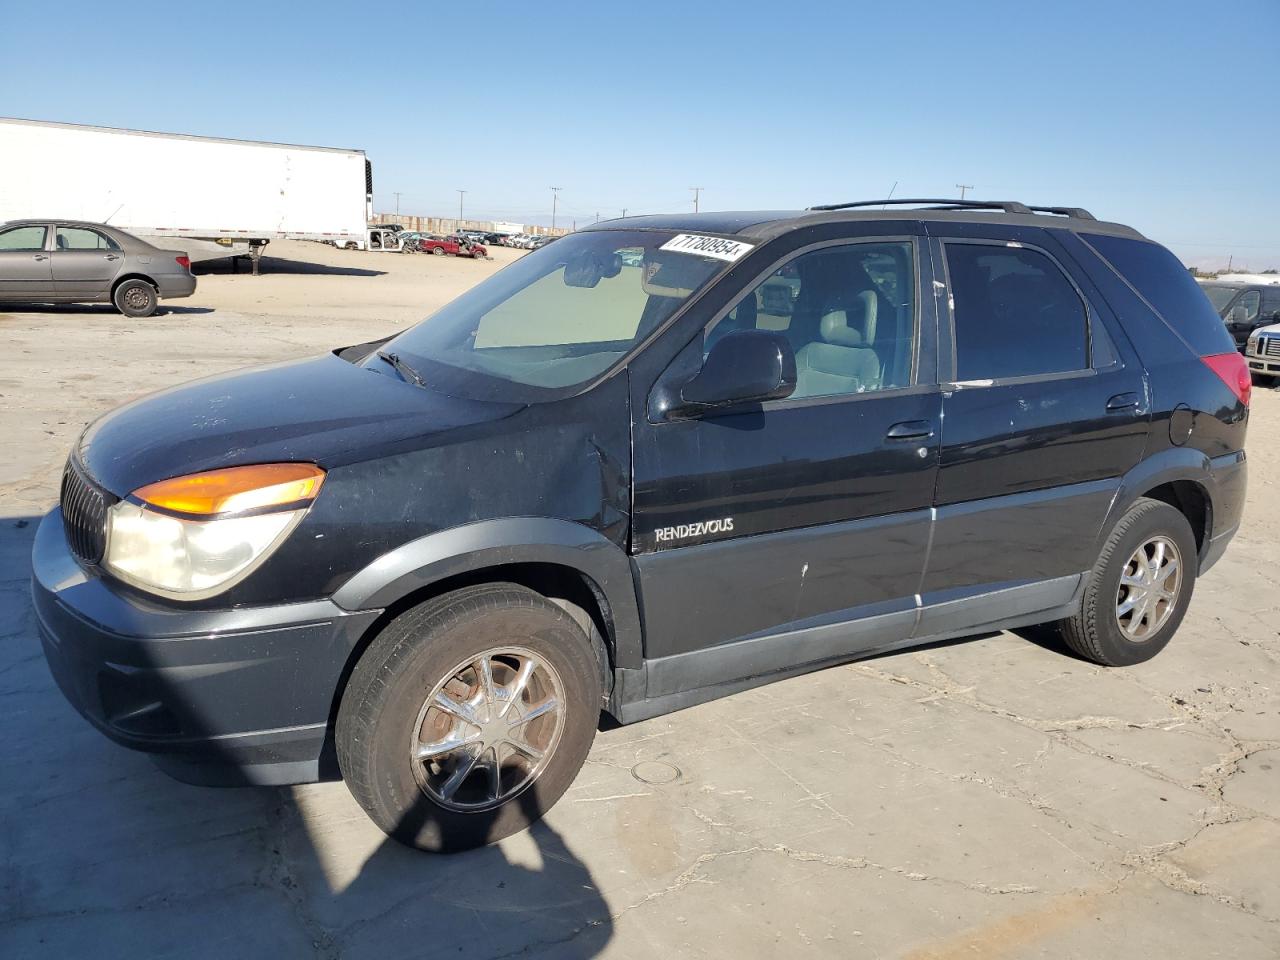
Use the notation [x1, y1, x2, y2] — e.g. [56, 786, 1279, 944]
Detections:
[736, 291, 757, 328]
[820, 310, 865, 347]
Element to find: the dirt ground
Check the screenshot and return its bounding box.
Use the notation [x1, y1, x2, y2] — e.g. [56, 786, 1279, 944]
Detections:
[1, 241, 1278, 959]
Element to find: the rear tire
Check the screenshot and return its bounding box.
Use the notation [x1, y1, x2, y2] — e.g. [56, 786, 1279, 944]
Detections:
[1057, 498, 1197, 666]
[431, 246, 446, 256]
[113, 279, 157, 318]
[336, 584, 601, 853]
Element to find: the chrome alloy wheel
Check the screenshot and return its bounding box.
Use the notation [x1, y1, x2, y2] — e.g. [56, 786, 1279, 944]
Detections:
[1115, 536, 1182, 641]
[410, 647, 565, 812]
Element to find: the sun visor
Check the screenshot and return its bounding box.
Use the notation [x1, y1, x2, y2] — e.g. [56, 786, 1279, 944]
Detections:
[641, 253, 720, 298]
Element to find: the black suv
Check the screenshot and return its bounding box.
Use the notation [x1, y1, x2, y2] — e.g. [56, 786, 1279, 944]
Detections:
[33, 199, 1251, 852]
[1199, 279, 1280, 349]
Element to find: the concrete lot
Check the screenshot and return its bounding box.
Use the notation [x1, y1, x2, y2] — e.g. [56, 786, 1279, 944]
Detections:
[2, 241, 1278, 959]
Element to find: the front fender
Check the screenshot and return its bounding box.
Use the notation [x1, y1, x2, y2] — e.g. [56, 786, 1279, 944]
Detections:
[330, 517, 644, 669]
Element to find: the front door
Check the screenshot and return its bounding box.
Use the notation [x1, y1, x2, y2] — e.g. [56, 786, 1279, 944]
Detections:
[918, 228, 1150, 633]
[51, 225, 124, 299]
[0, 224, 53, 299]
[631, 232, 942, 696]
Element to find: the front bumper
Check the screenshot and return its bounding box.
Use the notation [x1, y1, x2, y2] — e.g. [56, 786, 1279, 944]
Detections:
[31, 508, 380, 785]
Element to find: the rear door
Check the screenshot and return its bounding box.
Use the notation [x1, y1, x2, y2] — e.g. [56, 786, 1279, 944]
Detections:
[630, 226, 943, 686]
[919, 226, 1150, 633]
[51, 226, 123, 299]
[0, 224, 54, 298]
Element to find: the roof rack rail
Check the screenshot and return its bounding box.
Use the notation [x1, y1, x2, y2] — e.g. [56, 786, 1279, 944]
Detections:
[806, 198, 1095, 220]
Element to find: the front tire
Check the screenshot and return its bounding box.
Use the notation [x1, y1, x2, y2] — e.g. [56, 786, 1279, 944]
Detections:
[113, 279, 158, 318]
[1057, 498, 1197, 666]
[336, 584, 602, 853]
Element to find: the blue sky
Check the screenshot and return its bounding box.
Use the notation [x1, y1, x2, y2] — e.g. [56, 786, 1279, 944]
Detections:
[3, 0, 1277, 269]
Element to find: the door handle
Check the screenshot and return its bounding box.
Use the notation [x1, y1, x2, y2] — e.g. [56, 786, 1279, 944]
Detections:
[886, 420, 934, 440]
[1106, 392, 1141, 411]
[104, 254, 120, 261]
[33, 254, 48, 261]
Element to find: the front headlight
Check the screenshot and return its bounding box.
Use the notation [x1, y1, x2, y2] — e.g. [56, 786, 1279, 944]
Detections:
[103, 463, 325, 600]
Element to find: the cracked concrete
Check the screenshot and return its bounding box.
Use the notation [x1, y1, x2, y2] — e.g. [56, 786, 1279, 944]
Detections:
[2, 242, 1279, 958]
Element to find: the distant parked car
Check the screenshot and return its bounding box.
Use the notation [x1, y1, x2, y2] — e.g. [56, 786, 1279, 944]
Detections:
[418, 235, 488, 259]
[1245, 321, 1280, 383]
[484, 233, 511, 246]
[0, 219, 195, 317]
[1198, 279, 1280, 350]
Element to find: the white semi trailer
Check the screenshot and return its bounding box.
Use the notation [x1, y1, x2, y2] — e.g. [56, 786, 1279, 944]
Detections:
[0, 117, 372, 272]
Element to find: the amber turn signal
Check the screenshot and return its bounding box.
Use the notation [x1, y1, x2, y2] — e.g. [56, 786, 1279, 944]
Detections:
[133, 463, 325, 517]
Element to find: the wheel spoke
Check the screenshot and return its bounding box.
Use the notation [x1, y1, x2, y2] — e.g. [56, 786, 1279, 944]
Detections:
[476, 657, 498, 708]
[509, 696, 558, 729]
[1117, 594, 1140, 618]
[440, 746, 481, 800]
[416, 728, 480, 761]
[433, 689, 480, 727]
[483, 746, 502, 801]
[499, 656, 539, 718]
[1120, 572, 1146, 589]
[505, 733, 544, 761]
[1154, 558, 1179, 583]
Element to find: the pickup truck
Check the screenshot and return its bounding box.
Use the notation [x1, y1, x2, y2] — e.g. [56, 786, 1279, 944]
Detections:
[419, 235, 488, 259]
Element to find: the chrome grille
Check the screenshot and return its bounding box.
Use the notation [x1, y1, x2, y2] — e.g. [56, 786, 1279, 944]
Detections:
[1263, 336, 1280, 359]
[60, 460, 112, 564]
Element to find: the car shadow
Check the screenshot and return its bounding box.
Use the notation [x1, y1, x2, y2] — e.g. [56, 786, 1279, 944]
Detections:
[3, 511, 612, 959]
[194, 256, 387, 278]
[0, 302, 215, 316]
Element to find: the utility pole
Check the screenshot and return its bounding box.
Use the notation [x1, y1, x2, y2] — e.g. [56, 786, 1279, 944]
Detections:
[956, 183, 974, 200]
[550, 186, 562, 230]
[690, 186, 703, 212]
[595, 212, 599, 223]
[393, 191, 402, 214]
[457, 189, 467, 223]
[621, 208, 628, 218]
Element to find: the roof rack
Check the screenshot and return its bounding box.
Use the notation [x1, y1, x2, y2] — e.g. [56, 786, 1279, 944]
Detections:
[806, 198, 1095, 221]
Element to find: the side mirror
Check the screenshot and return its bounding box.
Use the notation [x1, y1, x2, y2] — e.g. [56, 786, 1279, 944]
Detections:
[676, 330, 796, 415]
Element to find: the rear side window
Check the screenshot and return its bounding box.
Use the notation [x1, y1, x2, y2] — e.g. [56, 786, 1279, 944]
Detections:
[1083, 234, 1235, 355]
[56, 227, 118, 251]
[945, 244, 1088, 381]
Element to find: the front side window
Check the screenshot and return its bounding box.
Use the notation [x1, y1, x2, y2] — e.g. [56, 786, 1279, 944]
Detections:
[55, 227, 118, 251]
[377, 229, 731, 399]
[705, 241, 916, 399]
[1233, 290, 1260, 322]
[0, 225, 48, 251]
[945, 244, 1088, 381]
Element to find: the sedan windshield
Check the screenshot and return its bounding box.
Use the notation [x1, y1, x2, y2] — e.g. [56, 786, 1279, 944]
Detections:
[370, 229, 736, 400]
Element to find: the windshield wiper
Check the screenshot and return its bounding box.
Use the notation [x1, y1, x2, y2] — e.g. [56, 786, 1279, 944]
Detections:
[376, 350, 427, 388]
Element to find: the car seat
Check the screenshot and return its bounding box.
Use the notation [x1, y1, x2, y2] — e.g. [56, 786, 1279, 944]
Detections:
[794, 296, 882, 397]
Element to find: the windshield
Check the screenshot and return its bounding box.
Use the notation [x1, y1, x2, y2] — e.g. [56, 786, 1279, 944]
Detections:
[370, 229, 737, 401]
[1201, 284, 1240, 312]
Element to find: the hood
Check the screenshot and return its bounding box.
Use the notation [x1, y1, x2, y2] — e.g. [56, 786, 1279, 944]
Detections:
[1253, 322, 1280, 337]
[78, 352, 523, 496]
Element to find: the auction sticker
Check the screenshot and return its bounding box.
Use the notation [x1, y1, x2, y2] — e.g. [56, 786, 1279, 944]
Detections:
[659, 234, 754, 262]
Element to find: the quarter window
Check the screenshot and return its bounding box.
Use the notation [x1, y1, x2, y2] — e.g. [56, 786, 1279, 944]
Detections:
[705, 241, 916, 399]
[945, 244, 1088, 381]
[56, 227, 118, 251]
[0, 225, 48, 251]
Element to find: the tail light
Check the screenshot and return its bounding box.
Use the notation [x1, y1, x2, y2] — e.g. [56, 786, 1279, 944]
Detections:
[175, 255, 191, 270]
[1201, 352, 1251, 407]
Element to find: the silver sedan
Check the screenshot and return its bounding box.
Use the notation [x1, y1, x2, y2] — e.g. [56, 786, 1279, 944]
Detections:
[0, 219, 196, 317]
